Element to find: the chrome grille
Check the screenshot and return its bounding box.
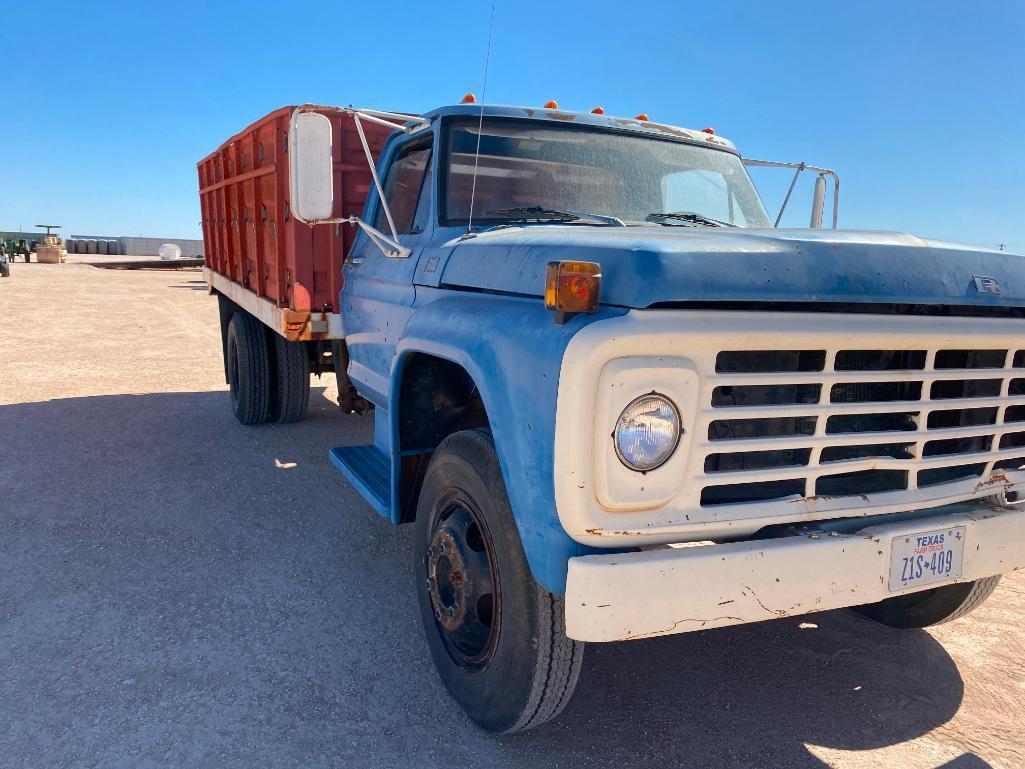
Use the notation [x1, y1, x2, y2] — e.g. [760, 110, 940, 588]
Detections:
[700, 346, 1025, 508]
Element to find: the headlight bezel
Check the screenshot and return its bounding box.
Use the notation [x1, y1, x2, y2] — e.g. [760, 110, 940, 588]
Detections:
[613, 392, 683, 473]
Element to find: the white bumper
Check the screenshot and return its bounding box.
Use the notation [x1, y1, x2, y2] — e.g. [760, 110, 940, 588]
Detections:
[564, 505, 1025, 642]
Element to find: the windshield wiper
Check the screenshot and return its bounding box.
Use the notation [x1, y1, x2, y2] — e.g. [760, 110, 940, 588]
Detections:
[646, 211, 736, 228]
[487, 206, 626, 227]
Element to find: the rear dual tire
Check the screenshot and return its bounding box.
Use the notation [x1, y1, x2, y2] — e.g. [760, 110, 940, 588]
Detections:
[415, 429, 584, 734]
[225, 310, 310, 425]
[227, 312, 271, 425]
[270, 333, 310, 423]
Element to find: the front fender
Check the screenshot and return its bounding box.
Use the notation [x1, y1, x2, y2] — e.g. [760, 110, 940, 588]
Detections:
[392, 292, 627, 594]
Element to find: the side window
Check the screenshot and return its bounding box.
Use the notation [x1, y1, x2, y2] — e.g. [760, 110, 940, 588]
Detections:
[374, 142, 433, 234]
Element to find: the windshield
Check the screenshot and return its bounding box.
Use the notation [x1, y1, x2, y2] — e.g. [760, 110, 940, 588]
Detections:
[441, 117, 771, 228]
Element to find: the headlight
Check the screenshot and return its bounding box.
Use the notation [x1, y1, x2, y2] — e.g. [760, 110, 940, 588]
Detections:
[614, 393, 682, 472]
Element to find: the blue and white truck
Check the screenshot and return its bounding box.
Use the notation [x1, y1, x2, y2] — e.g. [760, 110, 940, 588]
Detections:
[201, 101, 1025, 732]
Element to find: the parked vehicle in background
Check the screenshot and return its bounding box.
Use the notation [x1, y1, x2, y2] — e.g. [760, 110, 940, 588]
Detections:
[6, 239, 32, 262]
[33, 225, 66, 264]
[199, 100, 1025, 733]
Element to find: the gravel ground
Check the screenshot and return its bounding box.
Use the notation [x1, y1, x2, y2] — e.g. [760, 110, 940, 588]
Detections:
[1, 262, 1023, 769]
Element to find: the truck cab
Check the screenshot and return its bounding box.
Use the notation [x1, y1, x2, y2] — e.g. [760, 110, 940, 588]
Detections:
[204, 102, 1025, 733]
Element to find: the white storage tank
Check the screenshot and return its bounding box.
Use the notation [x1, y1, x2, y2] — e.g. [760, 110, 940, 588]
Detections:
[159, 243, 182, 260]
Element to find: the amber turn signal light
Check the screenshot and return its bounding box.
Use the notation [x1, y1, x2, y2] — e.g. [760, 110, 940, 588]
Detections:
[545, 261, 601, 323]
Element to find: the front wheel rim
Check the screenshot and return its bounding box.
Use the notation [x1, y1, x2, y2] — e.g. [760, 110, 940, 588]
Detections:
[425, 493, 500, 670]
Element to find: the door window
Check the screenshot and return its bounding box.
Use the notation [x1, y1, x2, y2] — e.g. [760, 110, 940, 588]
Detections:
[374, 142, 433, 234]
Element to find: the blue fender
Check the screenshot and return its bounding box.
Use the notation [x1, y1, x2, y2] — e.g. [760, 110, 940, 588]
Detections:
[389, 291, 628, 595]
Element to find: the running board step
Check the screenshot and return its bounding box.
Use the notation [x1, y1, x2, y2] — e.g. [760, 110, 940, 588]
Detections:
[329, 445, 391, 517]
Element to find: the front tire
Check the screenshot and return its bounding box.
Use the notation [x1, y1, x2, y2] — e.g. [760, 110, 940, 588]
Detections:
[226, 311, 271, 425]
[854, 575, 1001, 629]
[414, 429, 584, 733]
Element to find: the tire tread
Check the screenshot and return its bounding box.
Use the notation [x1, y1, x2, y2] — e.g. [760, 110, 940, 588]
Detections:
[503, 575, 584, 734]
[272, 334, 310, 423]
[935, 575, 1001, 625]
[229, 312, 271, 425]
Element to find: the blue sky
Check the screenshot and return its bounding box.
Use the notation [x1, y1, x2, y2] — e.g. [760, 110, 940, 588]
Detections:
[2, 0, 1023, 252]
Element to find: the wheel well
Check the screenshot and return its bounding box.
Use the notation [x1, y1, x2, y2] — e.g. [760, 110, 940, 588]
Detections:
[396, 353, 489, 523]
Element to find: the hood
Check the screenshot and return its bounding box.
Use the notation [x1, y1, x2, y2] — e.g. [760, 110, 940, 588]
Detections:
[436, 227, 1025, 310]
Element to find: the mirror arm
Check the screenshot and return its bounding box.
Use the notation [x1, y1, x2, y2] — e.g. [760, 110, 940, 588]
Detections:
[743, 158, 840, 229]
[775, 163, 806, 228]
[351, 112, 401, 248]
[352, 217, 410, 259]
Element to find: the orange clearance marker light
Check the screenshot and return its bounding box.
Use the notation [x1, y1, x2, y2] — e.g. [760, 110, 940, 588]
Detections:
[702, 127, 715, 134]
[544, 99, 559, 109]
[545, 261, 601, 324]
[590, 106, 605, 114]
[461, 93, 477, 104]
[635, 113, 649, 121]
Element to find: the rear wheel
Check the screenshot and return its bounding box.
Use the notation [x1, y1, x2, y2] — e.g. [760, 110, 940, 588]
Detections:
[270, 334, 310, 423]
[414, 429, 584, 733]
[226, 311, 271, 425]
[854, 575, 1001, 628]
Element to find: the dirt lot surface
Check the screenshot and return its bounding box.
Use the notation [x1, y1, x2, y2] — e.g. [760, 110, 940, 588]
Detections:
[1, 262, 1023, 769]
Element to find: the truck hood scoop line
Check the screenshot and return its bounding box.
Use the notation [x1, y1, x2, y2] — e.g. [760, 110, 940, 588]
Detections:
[438, 227, 1025, 310]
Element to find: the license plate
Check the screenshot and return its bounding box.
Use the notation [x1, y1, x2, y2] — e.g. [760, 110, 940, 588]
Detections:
[888, 526, 965, 592]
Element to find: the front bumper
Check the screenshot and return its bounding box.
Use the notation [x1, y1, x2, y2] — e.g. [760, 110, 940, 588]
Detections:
[564, 505, 1025, 642]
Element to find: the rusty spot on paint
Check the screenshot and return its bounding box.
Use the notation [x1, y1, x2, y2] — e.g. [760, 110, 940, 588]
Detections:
[585, 528, 641, 536]
[974, 472, 1011, 492]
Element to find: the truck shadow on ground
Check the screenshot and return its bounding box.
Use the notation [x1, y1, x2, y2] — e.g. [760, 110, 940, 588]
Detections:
[0, 390, 986, 769]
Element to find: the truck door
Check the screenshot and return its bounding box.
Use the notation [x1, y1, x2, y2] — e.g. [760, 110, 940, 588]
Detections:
[342, 135, 435, 405]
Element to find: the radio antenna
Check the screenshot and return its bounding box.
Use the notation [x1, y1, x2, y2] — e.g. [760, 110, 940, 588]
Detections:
[466, 0, 495, 233]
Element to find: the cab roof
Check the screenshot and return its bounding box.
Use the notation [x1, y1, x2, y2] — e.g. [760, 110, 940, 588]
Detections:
[419, 103, 738, 153]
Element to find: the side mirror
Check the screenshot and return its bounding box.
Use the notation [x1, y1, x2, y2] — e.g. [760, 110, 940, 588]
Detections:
[289, 111, 334, 223]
